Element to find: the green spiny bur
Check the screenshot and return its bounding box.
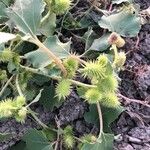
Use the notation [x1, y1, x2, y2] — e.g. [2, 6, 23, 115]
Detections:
[55, 79, 72, 100]
[63, 125, 75, 149]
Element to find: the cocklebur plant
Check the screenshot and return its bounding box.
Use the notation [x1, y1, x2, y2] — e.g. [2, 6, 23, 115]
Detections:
[0, 96, 27, 123]
[0, 0, 141, 149]
[79, 54, 120, 108]
[45, 0, 72, 15]
[63, 125, 75, 149]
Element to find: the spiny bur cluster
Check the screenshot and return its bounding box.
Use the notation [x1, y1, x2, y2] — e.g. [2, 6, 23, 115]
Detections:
[0, 49, 21, 65]
[63, 126, 75, 149]
[0, 96, 27, 123]
[55, 79, 72, 100]
[81, 134, 97, 143]
[63, 57, 79, 78]
[80, 54, 120, 108]
[55, 58, 79, 100]
[47, 0, 72, 15]
[113, 51, 126, 69]
[0, 69, 7, 82]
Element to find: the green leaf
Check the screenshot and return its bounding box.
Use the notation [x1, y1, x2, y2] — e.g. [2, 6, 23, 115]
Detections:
[40, 13, 56, 37]
[102, 106, 124, 132]
[39, 85, 63, 111]
[22, 129, 53, 150]
[0, 43, 5, 51]
[84, 104, 99, 126]
[0, 2, 7, 19]
[81, 133, 114, 150]
[6, 0, 45, 35]
[42, 128, 57, 142]
[111, 0, 132, 4]
[25, 35, 71, 68]
[0, 132, 11, 142]
[87, 33, 111, 52]
[0, 32, 16, 44]
[98, 7, 141, 37]
[83, 28, 99, 51]
[29, 89, 43, 106]
[0, 0, 11, 19]
[8, 141, 26, 150]
[84, 104, 124, 132]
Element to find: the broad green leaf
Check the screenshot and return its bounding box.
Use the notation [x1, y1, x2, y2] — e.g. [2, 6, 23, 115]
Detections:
[42, 128, 57, 142]
[84, 104, 123, 132]
[88, 33, 111, 52]
[0, 32, 16, 44]
[83, 28, 99, 51]
[98, 7, 141, 37]
[0, 132, 11, 142]
[0, 43, 4, 51]
[0, 0, 11, 19]
[22, 129, 53, 150]
[0, 2, 7, 18]
[79, 14, 97, 29]
[81, 133, 114, 150]
[40, 13, 56, 37]
[84, 104, 99, 126]
[6, 0, 45, 35]
[102, 106, 124, 132]
[29, 89, 43, 106]
[111, 0, 132, 4]
[25, 35, 71, 68]
[39, 85, 63, 111]
[8, 141, 26, 150]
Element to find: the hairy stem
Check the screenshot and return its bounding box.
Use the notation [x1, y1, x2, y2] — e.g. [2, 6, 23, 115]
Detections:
[15, 75, 23, 96]
[30, 110, 49, 129]
[12, 40, 23, 51]
[97, 102, 103, 139]
[70, 54, 86, 65]
[0, 75, 14, 97]
[32, 37, 67, 76]
[20, 65, 96, 88]
[70, 79, 96, 88]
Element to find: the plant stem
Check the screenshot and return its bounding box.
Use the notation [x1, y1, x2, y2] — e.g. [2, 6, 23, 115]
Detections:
[70, 54, 86, 65]
[32, 37, 67, 76]
[20, 65, 96, 88]
[0, 25, 7, 32]
[0, 75, 14, 97]
[96, 102, 103, 139]
[30, 110, 49, 129]
[70, 79, 96, 88]
[15, 75, 23, 96]
[12, 40, 23, 51]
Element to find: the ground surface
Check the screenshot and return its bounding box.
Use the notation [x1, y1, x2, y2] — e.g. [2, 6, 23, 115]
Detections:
[0, 0, 150, 150]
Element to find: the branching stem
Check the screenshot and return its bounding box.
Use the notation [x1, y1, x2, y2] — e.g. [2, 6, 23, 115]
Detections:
[20, 65, 96, 88]
[96, 102, 103, 139]
[32, 37, 67, 76]
[15, 75, 23, 96]
[70, 79, 96, 88]
[0, 75, 14, 97]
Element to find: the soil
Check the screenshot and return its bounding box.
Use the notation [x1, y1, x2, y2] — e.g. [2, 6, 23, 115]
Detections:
[0, 0, 150, 150]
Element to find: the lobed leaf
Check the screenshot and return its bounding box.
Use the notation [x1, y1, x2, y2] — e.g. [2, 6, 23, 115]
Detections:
[22, 129, 53, 150]
[25, 35, 71, 68]
[98, 7, 141, 37]
[84, 104, 124, 132]
[6, 0, 45, 35]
